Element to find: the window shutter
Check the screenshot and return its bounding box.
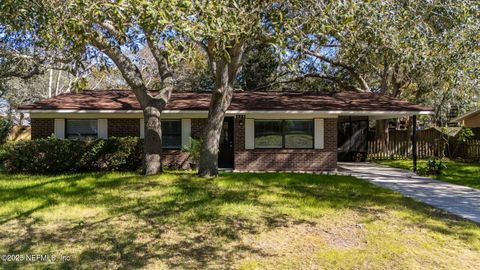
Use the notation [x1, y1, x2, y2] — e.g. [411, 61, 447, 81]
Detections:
[54, 119, 65, 139]
[314, 119, 324, 149]
[181, 119, 191, 147]
[139, 119, 144, 138]
[245, 119, 254, 149]
[98, 119, 108, 139]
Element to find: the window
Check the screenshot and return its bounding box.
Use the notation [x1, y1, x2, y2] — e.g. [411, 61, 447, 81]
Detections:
[254, 120, 283, 148]
[284, 120, 314, 148]
[66, 119, 98, 139]
[162, 120, 181, 148]
[254, 120, 314, 149]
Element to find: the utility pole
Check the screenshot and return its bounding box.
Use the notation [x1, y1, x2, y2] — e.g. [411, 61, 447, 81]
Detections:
[412, 115, 417, 172]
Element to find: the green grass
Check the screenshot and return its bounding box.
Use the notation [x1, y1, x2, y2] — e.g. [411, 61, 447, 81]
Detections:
[376, 159, 480, 189]
[0, 172, 479, 269]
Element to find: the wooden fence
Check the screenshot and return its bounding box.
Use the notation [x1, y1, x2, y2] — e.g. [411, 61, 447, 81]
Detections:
[448, 139, 480, 160]
[368, 129, 480, 160]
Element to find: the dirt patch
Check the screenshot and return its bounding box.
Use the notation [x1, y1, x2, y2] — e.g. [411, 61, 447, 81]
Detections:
[241, 215, 366, 260]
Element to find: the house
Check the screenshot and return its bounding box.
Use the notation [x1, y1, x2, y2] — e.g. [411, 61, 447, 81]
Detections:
[18, 90, 433, 171]
[451, 109, 480, 128]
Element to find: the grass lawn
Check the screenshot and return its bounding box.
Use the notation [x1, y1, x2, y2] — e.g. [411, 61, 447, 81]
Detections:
[375, 159, 480, 190]
[0, 172, 479, 269]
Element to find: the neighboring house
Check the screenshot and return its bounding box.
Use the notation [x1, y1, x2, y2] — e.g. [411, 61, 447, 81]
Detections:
[451, 109, 480, 128]
[426, 126, 463, 138]
[18, 90, 432, 171]
[8, 125, 31, 141]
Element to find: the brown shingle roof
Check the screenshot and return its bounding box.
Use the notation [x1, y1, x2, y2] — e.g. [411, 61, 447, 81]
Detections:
[18, 90, 432, 112]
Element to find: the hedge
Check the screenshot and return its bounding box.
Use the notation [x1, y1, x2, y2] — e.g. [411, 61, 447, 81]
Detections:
[1, 137, 144, 173]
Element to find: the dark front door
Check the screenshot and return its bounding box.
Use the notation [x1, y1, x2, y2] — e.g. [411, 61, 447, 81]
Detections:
[338, 116, 368, 162]
[218, 117, 234, 168]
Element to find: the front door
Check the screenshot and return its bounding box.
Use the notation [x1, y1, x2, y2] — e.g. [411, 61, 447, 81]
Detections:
[337, 116, 368, 162]
[218, 117, 234, 168]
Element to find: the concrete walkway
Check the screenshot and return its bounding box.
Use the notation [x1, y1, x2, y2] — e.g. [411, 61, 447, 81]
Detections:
[338, 162, 480, 224]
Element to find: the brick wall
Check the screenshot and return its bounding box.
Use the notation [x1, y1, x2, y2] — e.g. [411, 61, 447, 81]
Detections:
[191, 118, 207, 138]
[234, 118, 337, 171]
[31, 119, 54, 139]
[161, 118, 206, 169]
[29, 117, 338, 171]
[107, 118, 206, 138]
[108, 118, 140, 137]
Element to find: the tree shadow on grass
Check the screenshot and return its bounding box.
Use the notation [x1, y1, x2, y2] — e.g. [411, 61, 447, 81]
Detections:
[0, 202, 52, 225]
[0, 171, 479, 269]
[1, 217, 39, 270]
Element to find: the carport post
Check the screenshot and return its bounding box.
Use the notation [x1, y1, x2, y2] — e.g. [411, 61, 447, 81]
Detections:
[412, 115, 417, 172]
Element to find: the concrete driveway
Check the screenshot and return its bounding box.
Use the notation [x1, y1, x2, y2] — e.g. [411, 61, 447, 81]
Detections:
[338, 162, 480, 224]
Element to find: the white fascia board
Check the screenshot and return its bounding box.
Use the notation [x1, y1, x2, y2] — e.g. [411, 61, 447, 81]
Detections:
[23, 109, 434, 117]
[228, 110, 433, 115]
[29, 113, 143, 119]
[337, 110, 434, 116]
[22, 109, 143, 113]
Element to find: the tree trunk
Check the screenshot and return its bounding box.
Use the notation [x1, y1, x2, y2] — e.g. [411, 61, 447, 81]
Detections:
[143, 105, 163, 175]
[406, 117, 413, 137]
[197, 41, 245, 177]
[55, 69, 62, 95]
[198, 88, 233, 177]
[376, 119, 389, 141]
[48, 69, 53, 98]
[91, 33, 174, 176]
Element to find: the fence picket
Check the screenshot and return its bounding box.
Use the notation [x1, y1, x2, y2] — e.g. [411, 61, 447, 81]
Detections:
[367, 129, 480, 161]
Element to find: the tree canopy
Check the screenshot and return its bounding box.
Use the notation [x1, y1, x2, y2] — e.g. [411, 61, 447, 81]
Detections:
[0, 0, 478, 174]
[290, 0, 479, 124]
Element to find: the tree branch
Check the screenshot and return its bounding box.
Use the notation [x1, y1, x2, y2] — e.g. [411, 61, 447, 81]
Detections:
[276, 73, 367, 92]
[227, 42, 245, 83]
[379, 64, 390, 93]
[100, 20, 125, 42]
[144, 34, 174, 107]
[303, 49, 371, 92]
[91, 30, 153, 107]
[1, 65, 41, 79]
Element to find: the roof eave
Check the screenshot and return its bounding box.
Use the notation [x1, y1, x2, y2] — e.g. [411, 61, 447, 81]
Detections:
[19, 108, 434, 115]
[450, 109, 480, 123]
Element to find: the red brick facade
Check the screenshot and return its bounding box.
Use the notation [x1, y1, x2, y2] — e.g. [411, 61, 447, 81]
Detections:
[164, 117, 337, 171]
[29, 117, 338, 171]
[191, 118, 207, 139]
[162, 118, 205, 169]
[31, 119, 54, 139]
[108, 118, 140, 137]
[233, 118, 337, 171]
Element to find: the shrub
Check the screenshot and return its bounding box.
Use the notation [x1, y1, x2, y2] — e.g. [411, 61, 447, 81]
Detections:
[417, 159, 447, 176]
[181, 137, 202, 162]
[3, 137, 143, 173]
[181, 137, 202, 170]
[0, 118, 12, 144]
